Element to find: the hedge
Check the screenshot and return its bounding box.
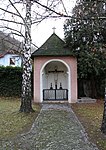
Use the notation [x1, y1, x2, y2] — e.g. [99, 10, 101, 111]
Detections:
[0, 66, 23, 97]
[0, 66, 105, 98]
[0, 66, 34, 97]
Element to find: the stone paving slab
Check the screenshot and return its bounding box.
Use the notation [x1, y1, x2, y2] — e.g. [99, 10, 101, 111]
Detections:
[0, 103, 99, 150]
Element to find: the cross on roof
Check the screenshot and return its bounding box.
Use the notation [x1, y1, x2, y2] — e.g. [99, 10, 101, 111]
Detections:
[52, 27, 56, 33]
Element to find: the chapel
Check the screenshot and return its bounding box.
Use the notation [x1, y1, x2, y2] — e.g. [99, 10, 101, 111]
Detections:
[31, 33, 77, 103]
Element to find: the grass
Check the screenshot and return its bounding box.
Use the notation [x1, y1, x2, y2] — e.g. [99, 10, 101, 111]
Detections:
[0, 97, 41, 140]
[0, 97, 106, 149]
[71, 100, 106, 150]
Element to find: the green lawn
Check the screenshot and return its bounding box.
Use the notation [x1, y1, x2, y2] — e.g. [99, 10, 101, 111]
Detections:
[71, 100, 106, 150]
[0, 97, 41, 139]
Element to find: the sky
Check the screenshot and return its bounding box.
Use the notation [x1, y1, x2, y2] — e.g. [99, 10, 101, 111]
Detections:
[31, 0, 77, 47]
[0, 0, 77, 48]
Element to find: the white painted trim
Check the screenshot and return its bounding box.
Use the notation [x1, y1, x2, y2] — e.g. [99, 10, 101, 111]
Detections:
[40, 59, 71, 103]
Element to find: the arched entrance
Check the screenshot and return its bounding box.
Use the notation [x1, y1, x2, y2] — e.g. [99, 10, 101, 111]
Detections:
[40, 59, 71, 102]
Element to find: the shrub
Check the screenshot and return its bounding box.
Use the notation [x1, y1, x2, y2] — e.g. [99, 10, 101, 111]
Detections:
[0, 66, 22, 97]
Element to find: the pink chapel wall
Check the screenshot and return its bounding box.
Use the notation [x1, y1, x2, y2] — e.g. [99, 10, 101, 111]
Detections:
[33, 56, 77, 103]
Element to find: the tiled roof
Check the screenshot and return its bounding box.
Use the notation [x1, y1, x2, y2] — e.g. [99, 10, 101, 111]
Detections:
[0, 50, 7, 58]
[31, 33, 74, 58]
[0, 49, 18, 58]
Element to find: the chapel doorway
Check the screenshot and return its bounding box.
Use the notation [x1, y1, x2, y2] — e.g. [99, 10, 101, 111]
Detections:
[42, 61, 69, 101]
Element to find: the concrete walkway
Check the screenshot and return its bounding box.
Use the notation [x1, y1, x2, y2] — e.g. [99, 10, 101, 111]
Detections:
[0, 104, 99, 150]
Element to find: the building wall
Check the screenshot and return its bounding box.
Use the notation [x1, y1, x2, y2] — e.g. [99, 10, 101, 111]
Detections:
[33, 56, 77, 103]
[0, 54, 22, 67]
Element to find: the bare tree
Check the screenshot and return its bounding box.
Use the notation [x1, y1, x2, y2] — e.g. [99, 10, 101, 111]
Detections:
[19, 0, 33, 112]
[0, 0, 71, 112]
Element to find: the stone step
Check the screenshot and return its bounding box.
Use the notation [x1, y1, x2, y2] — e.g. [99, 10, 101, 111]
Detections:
[43, 100, 68, 104]
[77, 97, 96, 103]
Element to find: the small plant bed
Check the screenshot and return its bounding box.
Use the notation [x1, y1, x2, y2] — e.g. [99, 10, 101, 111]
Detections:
[0, 97, 41, 140]
[71, 100, 106, 150]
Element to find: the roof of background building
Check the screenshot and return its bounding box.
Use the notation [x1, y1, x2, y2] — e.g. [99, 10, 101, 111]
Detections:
[0, 50, 19, 58]
[0, 50, 8, 58]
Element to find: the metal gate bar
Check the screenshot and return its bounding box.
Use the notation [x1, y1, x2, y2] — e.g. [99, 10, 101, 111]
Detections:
[43, 89, 68, 101]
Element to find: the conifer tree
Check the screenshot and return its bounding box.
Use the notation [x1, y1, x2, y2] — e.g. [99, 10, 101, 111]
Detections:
[64, 0, 106, 134]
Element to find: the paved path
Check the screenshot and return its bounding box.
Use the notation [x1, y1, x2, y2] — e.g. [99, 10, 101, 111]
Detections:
[0, 104, 99, 150]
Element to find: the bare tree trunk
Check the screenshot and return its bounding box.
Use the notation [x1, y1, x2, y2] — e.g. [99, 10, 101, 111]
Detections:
[101, 88, 106, 134]
[20, 0, 34, 112]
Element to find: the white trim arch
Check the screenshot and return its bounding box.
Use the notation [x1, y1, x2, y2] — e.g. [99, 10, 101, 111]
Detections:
[40, 59, 71, 102]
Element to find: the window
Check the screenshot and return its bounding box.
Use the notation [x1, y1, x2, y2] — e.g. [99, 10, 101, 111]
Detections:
[10, 58, 15, 65]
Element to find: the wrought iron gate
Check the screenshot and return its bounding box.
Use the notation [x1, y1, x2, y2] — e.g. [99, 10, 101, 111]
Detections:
[43, 89, 68, 101]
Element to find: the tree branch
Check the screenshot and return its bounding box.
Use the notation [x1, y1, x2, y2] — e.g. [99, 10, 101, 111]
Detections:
[0, 7, 21, 17]
[8, 0, 25, 24]
[0, 18, 24, 25]
[0, 26, 24, 38]
[33, 0, 71, 18]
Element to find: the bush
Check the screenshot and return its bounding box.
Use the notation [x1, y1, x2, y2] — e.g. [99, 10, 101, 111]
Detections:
[0, 66, 22, 97]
